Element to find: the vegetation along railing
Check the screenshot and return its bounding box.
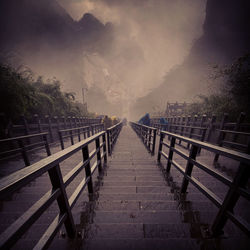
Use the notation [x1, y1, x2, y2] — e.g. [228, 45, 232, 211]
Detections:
[130, 122, 157, 154]
[0, 132, 51, 166]
[107, 122, 123, 155]
[157, 130, 250, 236]
[0, 131, 109, 249]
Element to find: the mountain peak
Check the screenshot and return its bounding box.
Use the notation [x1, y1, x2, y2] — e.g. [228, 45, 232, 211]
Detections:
[78, 13, 105, 31]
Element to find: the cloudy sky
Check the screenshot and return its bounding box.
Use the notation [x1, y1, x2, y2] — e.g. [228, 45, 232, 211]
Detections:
[58, 0, 207, 97]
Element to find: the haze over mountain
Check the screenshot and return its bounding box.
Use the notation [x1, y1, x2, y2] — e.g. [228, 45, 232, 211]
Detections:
[1, 0, 249, 119]
[131, 0, 250, 119]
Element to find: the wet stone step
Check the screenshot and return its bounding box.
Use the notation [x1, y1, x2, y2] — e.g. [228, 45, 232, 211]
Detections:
[86, 223, 143, 239]
[135, 176, 164, 181]
[102, 181, 167, 187]
[98, 193, 175, 201]
[95, 200, 179, 211]
[93, 211, 182, 224]
[136, 186, 170, 193]
[83, 238, 200, 250]
[140, 201, 178, 210]
[107, 168, 161, 173]
[100, 186, 137, 194]
[106, 172, 161, 177]
[85, 223, 191, 240]
[95, 201, 140, 210]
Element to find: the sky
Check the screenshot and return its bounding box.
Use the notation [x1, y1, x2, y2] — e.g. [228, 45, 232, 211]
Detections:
[58, 0, 207, 99]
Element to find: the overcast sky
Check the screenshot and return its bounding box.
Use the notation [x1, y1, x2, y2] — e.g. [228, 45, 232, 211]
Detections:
[58, 0, 207, 96]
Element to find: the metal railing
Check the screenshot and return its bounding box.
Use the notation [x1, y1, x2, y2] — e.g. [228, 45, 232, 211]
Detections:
[0, 131, 107, 249]
[214, 129, 250, 163]
[130, 122, 157, 154]
[157, 130, 250, 237]
[91, 124, 104, 135]
[107, 122, 123, 155]
[0, 132, 51, 166]
[58, 126, 91, 150]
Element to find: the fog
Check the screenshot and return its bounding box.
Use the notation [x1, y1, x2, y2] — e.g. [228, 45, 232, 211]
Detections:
[0, 0, 208, 119]
[57, 0, 207, 117]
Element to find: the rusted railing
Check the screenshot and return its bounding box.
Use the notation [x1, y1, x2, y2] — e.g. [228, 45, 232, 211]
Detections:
[0, 132, 51, 166]
[157, 130, 250, 237]
[107, 122, 123, 155]
[130, 122, 157, 154]
[0, 131, 108, 249]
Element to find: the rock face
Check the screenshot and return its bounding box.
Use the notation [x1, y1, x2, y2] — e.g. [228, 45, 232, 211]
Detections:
[131, 0, 250, 119]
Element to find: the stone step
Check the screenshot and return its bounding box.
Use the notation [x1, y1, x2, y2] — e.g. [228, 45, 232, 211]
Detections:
[85, 223, 190, 239]
[83, 238, 200, 250]
[102, 181, 167, 187]
[94, 200, 179, 211]
[100, 186, 170, 194]
[92, 211, 182, 224]
[98, 193, 175, 201]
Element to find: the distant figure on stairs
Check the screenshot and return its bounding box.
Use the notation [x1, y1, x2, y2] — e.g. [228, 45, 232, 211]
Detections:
[138, 113, 150, 126]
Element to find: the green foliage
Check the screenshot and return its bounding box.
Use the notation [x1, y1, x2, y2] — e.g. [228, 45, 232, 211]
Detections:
[183, 54, 250, 120]
[0, 64, 88, 120]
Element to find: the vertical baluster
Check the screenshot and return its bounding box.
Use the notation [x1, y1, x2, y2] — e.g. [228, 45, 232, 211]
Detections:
[166, 137, 176, 172]
[181, 144, 199, 193]
[48, 165, 76, 238]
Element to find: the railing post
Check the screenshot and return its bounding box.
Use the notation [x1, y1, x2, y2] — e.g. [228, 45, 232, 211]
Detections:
[214, 113, 228, 163]
[107, 130, 111, 155]
[21, 115, 30, 136]
[152, 128, 157, 155]
[70, 130, 74, 145]
[102, 133, 107, 163]
[34, 114, 42, 133]
[43, 134, 51, 156]
[95, 137, 102, 172]
[78, 128, 81, 142]
[87, 126, 90, 137]
[48, 165, 76, 238]
[59, 131, 64, 150]
[166, 137, 176, 172]
[18, 139, 30, 166]
[46, 115, 54, 143]
[206, 115, 216, 142]
[233, 112, 245, 142]
[211, 162, 250, 236]
[82, 145, 94, 194]
[181, 145, 199, 193]
[157, 132, 164, 162]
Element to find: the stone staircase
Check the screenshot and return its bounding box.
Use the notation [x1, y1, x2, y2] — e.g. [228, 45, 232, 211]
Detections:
[81, 126, 249, 250]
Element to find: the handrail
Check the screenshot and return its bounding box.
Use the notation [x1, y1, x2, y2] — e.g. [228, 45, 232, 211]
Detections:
[107, 122, 123, 155]
[58, 126, 91, 150]
[0, 131, 107, 249]
[58, 124, 104, 150]
[0, 132, 51, 166]
[130, 122, 157, 154]
[152, 122, 207, 146]
[214, 129, 250, 163]
[157, 130, 250, 237]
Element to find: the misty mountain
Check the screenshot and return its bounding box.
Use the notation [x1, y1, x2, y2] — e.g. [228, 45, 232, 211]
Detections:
[0, 0, 118, 115]
[0, 0, 113, 53]
[131, 0, 250, 119]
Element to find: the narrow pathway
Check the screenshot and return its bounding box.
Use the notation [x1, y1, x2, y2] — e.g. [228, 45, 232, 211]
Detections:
[82, 126, 199, 250]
